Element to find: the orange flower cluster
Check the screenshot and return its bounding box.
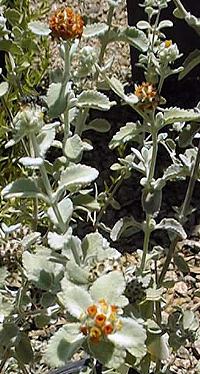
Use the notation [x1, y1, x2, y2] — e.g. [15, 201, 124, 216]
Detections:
[80, 299, 122, 343]
[49, 7, 84, 40]
[134, 82, 160, 110]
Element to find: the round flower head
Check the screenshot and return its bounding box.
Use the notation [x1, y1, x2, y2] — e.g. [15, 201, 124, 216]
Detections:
[49, 7, 84, 40]
[134, 82, 160, 110]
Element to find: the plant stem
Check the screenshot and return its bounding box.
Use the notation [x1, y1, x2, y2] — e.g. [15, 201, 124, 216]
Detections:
[140, 214, 151, 272]
[95, 172, 125, 228]
[158, 140, 200, 285]
[172, 0, 187, 16]
[30, 133, 66, 233]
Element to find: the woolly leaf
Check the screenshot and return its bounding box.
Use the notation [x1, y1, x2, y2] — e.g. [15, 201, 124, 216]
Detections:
[19, 157, 43, 168]
[86, 118, 111, 133]
[59, 284, 92, 318]
[1, 178, 40, 199]
[109, 317, 146, 359]
[156, 218, 187, 239]
[47, 229, 72, 250]
[89, 340, 126, 369]
[28, 21, 51, 36]
[59, 164, 99, 191]
[119, 26, 148, 52]
[0, 82, 9, 97]
[47, 83, 67, 117]
[0, 267, 8, 288]
[110, 217, 142, 241]
[163, 107, 200, 125]
[15, 333, 33, 364]
[45, 324, 84, 367]
[37, 125, 56, 157]
[110, 122, 142, 149]
[179, 49, 200, 80]
[47, 197, 73, 226]
[83, 23, 108, 38]
[82, 232, 120, 263]
[65, 260, 89, 284]
[147, 334, 170, 361]
[64, 134, 92, 160]
[90, 271, 128, 307]
[77, 91, 112, 111]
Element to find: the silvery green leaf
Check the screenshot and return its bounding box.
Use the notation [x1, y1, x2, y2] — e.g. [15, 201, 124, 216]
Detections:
[163, 107, 200, 125]
[111, 217, 142, 241]
[28, 21, 51, 36]
[77, 91, 113, 111]
[45, 324, 84, 367]
[47, 197, 73, 226]
[0, 294, 13, 319]
[47, 82, 67, 117]
[19, 157, 43, 168]
[22, 251, 64, 290]
[137, 21, 150, 29]
[1, 178, 40, 199]
[59, 284, 92, 318]
[0, 267, 8, 288]
[103, 76, 125, 98]
[0, 81, 8, 97]
[82, 232, 120, 263]
[183, 310, 199, 331]
[109, 317, 146, 358]
[147, 333, 169, 361]
[156, 218, 187, 239]
[179, 49, 200, 80]
[37, 125, 56, 157]
[158, 20, 173, 29]
[90, 271, 128, 307]
[1, 222, 21, 234]
[173, 7, 185, 19]
[64, 134, 92, 160]
[173, 254, 190, 274]
[48, 229, 72, 250]
[119, 26, 148, 52]
[73, 193, 100, 212]
[89, 340, 126, 369]
[86, 118, 111, 133]
[21, 232, 41, 250]
[65, 260, 89, 284]
[83, 23, 109, 38]
[110, 122, 142, 149]
[59, 164, 99, 191]
[15, 333, 33, 364]
[146, 288, 164, 301]
[107, 0, 122, 7]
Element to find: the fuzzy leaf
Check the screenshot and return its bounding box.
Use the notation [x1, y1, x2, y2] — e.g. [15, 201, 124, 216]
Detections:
[0, 82, 9, 97]
[15, 333, 33, 364]
[82, 232, 120, 263]
[90, 271, 128, 307]
[83, 23, 108, 38]
[28, 21, 51, 36]
[47, 229, 72, 250]
[59, 164, 99, 191]
[179, 49, 200, 80]
[173, 254, 190, 274]
[37, 125, 56, 157]
[59, 284, 92, 318]
[64, 134, 92, 160]
[109, 317, 146, 358]
[119, 26, 148, 52]
[1, 178, 40, 199]
[65, 260, 89, 284]
[156, 218, 187, 239]
[47, 197, 73, 226]
[163, 107, 200, 125]
[110, 122, 142, 149]
[47, 83, 67, 117]
[77, 91, 112, 111]
[110, 217, 142, 241]
[89, 340, 126, 369]
[19, 157, 43, 168]
[147, 333, 169, 361]
[22, 251, 64, 291]
[45, 324, 84, 367]
[86, 118, 111, 133]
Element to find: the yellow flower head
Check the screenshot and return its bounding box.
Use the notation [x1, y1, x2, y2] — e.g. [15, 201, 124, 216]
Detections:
[80, 299, 122, 343]
[49, 7, 84, 40]
[164, 40, 172, 48]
